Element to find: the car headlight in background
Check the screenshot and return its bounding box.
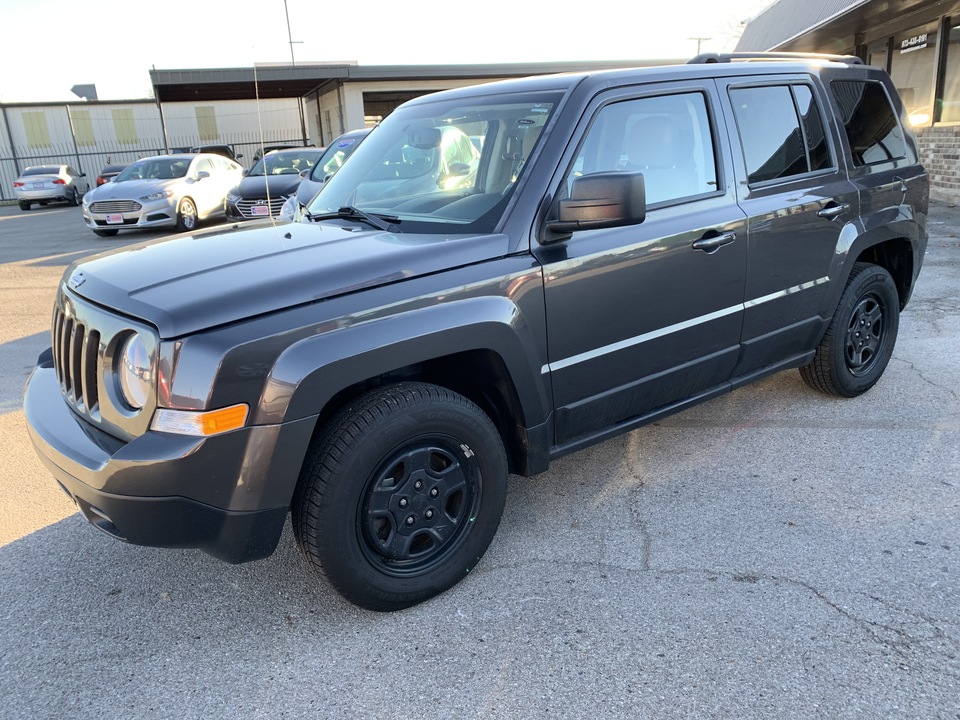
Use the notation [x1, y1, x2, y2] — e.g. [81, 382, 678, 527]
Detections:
[139, 190, 174, 202]
[278, 195, 298, 222]
[116, 332, 152, 409]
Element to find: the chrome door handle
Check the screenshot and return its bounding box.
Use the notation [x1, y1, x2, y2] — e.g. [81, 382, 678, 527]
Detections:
[692, 231, 736, 253]
[817, 202, 850, 219]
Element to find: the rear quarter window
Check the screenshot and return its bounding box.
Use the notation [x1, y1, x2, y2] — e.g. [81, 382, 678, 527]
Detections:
[728, 84, 834, 184]
[830, 80, 907, 166]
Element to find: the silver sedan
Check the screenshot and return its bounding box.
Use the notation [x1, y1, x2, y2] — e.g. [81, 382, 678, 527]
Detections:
[13, 165, 89, 211]
[81, 153, 243, 236]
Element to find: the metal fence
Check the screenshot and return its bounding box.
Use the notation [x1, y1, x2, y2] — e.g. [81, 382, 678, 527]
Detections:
[0, 130, 310, 202]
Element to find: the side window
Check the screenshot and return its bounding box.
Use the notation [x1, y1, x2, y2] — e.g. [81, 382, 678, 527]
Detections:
[194, 158, 214, 176]
[560, 91, 718, 207]
[729, 85, 833, 184]
[830, 80, 907, 166]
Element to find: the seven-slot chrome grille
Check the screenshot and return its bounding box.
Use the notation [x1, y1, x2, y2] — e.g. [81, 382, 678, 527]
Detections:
[51, 287, 159, 441]
[52, 303, 101, 415]
[89, 200, 142, 214]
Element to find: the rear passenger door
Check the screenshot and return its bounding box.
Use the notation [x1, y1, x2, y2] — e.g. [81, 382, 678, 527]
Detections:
[535, 81, 748, 449]
[716, 75, 860, 378]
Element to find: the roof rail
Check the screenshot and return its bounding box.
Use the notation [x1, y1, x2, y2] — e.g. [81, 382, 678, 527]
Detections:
[688, 52, 864, 65]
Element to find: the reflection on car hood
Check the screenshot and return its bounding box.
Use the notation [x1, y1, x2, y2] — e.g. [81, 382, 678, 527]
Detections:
[88, 178, 179, 200]
[234, 174, 302, 200]
[64, 222, 511, 338]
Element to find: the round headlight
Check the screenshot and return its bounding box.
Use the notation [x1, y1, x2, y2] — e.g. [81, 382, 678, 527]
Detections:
[117, 333, 152, 409]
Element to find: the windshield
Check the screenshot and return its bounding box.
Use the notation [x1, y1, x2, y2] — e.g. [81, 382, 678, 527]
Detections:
[249, 150, 321, 176]
[115, 158, 190, 182]
[306, 91, 561, 234]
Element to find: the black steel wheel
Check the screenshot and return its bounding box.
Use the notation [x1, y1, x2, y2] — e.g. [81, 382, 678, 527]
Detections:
[800, 262, 900, 397]
[293, 382, 508, 611]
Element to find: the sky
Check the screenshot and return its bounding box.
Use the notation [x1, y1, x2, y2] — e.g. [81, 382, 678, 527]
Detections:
[0, 0, 774, 103]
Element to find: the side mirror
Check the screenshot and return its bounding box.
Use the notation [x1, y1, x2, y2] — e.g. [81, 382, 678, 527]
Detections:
[196, 170, 211, 181]
[542, 171, 646, 243]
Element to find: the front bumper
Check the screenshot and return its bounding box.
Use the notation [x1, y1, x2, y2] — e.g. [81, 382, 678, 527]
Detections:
[24, 362, 316, 563]
[82, 196, 178, 231]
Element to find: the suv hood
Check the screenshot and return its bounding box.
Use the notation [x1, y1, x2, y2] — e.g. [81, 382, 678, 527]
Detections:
[65, 221, 511, 338]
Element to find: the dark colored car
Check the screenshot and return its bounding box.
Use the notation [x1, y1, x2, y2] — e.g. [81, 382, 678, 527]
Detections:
[96, 164, 127, 186]
[252, 144, 299, 164]
[25, 54, 928, 612]
[225, 147, 323, 221]
[189, 144, 243, 162]
[293, 128, 370, 208]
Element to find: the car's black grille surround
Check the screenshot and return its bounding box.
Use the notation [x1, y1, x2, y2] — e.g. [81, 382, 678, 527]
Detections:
[51, 287, 159, 441]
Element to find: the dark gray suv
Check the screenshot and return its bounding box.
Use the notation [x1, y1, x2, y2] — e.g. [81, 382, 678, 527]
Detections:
[24, 54, 928, 611]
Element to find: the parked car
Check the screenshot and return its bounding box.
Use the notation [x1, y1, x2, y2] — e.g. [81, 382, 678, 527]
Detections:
[13, 165, 89, 211]
[96, 164, 127, 186]
[252, 144, 299, 164]
[81, 153, 243, 236]
[26, 54, 929, 612]
[293, 128, 370, 208]
[189, 144, 242, 162]
[225, 147, 323, 221]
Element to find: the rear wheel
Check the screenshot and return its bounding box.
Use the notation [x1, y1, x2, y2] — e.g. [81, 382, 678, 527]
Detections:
[68, 187, 81, 206]
[800, 262, 900, 397]
[18, 201, 30, 211]
[293, 382, 508, 611]
[93, 228, 119, 237]
[175, 197, 198, 232]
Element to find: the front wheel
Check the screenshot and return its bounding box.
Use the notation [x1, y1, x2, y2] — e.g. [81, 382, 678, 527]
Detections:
[293, 382, 508, 611]
[175, 197, 198, 232]
[800, 262, 900, 397]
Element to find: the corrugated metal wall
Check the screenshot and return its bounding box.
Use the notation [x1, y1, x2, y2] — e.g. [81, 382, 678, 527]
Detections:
[0, 98, 308, 201]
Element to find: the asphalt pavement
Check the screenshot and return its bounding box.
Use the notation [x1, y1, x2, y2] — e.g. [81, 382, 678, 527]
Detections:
[0, 201, 957, 719]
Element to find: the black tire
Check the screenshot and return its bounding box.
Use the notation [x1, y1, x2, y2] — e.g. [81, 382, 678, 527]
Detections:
[175, 197, 198, 232]
[68, 187, 81, 206]
[293, 382, 508, 611]
[93, 228, 119, 237]
[800, 262, 900, 397]
[18, 201, 30, 211]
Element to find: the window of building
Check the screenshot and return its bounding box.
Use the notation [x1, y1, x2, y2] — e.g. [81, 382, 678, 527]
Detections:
[831, 81, 906, 166]
[729, 85, 832, 184]
[195, 106, 219, 143]
[70, 109, 96, 147]
[866, 39, 889, 72]
[890, 22, 939, 125]
[22, 111, 51, 147]
[112, 108, 138, 145]
[560, 91, 718, 207]
[942, 23, 960, 123]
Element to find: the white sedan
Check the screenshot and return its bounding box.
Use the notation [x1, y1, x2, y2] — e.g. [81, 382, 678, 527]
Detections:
[14, 165, 89, 211]
[81, 153, 243, 237]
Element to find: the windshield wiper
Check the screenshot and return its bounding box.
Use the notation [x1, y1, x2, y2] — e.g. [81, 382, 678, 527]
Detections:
[307, 206, 401, 232]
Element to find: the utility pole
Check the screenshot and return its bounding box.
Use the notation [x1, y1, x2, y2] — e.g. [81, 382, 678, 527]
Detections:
[283, 0, 309, 145]
[689, 37, 711, 54]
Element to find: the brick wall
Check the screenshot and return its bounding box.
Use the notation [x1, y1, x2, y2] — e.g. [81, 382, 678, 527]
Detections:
[915, 125, 960, 203]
